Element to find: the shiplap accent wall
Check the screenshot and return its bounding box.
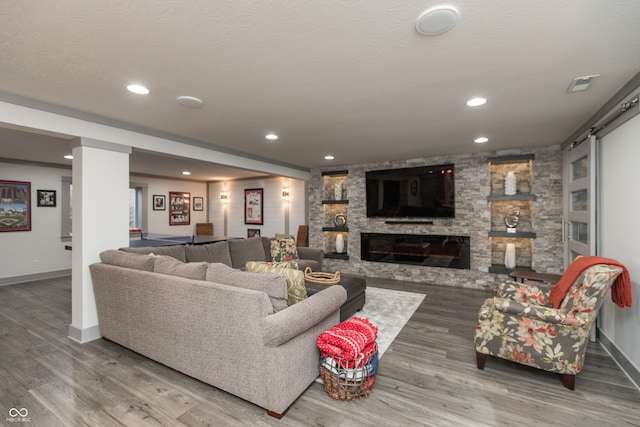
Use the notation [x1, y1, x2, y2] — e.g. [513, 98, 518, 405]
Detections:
[208, 177, 307, 239]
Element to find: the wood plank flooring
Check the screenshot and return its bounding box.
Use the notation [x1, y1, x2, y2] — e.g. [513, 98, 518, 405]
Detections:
[1, 276, 639, 426]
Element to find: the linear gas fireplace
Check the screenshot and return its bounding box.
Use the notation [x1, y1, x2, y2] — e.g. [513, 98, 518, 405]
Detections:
[361, 232, 470, 269]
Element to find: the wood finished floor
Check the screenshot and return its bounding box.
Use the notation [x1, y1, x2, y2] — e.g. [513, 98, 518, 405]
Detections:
[1, 276, 639, 427]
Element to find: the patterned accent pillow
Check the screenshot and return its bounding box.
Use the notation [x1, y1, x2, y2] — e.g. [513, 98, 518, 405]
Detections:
[270, 233, 300, 262]
[246, 261, 307, 306]
[246, 260, 299, 270]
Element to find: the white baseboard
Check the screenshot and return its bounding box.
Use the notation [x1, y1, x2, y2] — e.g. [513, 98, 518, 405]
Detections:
[0, 269, 71, 286]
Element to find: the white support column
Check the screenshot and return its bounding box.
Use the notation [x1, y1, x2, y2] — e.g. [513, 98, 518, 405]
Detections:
[68, 138, 131, 343]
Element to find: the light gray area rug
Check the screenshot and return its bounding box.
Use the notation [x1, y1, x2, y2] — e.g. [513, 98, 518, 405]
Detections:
[352, 286, 426, 357]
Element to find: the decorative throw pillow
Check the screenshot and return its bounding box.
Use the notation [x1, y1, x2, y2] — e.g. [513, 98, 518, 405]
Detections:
[245, 261, 307, 306]
[270, 233, 300, 262]
[246, 260, 299, 270]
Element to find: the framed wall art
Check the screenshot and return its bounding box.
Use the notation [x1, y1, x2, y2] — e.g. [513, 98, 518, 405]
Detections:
[169, 192, 190, 226]
[247, 228, 261, 238]
[153, 194, 166, 211]
[37, 189, 56, 207]
[0, 180, 31, 232]
[244, 188, 263, 225]
[193, 197, 203, 211]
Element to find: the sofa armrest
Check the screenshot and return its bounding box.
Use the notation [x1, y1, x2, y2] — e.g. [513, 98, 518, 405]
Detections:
[297, 247, 324, 270]
[493, 297, 583, 327]
[262, 285, 347, 347]
[497, 281, 552, 307]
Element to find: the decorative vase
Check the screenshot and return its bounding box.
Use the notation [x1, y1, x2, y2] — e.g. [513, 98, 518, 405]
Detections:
[334, 183, 342, 200]
[504, 171, 517, 195]
[335, 233, 345, 254]
[504, 243, 516, 269]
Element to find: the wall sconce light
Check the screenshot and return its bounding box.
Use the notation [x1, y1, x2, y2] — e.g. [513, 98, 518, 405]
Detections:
[282, 187, 290, 201]
[220, 191, 229, 203]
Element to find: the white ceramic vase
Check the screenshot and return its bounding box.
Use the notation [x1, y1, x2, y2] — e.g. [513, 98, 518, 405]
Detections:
[505, 171, 517, 195]
[504, 243, 516, 269]
[334, 183, 342, 200]
[335, 233, 345, 253]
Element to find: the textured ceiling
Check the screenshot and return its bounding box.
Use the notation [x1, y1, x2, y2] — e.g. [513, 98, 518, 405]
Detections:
[1, 0, 640, 179]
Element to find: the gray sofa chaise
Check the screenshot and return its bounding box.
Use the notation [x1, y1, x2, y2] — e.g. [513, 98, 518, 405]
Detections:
[90, 244, 346, 418]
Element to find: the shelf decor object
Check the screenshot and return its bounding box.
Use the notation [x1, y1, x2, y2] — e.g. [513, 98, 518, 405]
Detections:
[504, 243, 516, 269]
[335, 233, 345, 253]
[334, 183, 342, 200]
[504, 171, 517, 195]
[334, 213, 347, 228]
[504, 207, 520, 233]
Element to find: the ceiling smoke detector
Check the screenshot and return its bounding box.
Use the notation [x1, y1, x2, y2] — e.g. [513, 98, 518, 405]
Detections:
[416, 6, 459, 36]
[567, 75, 600, 93]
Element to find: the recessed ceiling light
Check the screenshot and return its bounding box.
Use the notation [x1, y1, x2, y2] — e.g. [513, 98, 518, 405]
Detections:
[265, 133, 278, 140]
[63, 154, 73, 160]
[127, 84, 150, 95]
[567, 74, 600, 93]
[177, 96, 203, 107]
[466, 97, 487, 107]
[182, 171, 191, 176]
[416, 6, 459, 36]
[324, 155, 335, 160]
[474, 137, 489, 143]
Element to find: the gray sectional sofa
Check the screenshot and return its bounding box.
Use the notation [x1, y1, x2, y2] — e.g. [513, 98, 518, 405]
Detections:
[89, 237, 345, 418]
[120, 236, 324, 271]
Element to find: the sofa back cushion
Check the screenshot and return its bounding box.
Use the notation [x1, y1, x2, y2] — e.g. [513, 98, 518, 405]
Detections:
[154, 256, 208, 280]
[205, 263, 288, 313]
[227, 237, 267, 269]
[185, 241, 232, 266]
[245, 261, 308, 306]
[100, 250, 155, 271]
[120, 245, 187, 262]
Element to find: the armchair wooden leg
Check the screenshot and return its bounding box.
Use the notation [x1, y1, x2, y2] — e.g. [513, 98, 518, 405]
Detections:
[476, 351, 488, 370]
[560, 374, 575, 390]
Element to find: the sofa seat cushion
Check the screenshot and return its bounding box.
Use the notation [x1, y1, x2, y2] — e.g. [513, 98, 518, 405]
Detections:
[120, 245, 187, 262]
[153, 256, 209, 280]
[270, 233, 300, 262]
[206, 263, 288, 313]
[100, 250, 155, 271]
[246, 261, 308, 306]
[185, 241, 233, 266]
[228, 237, 267, 269]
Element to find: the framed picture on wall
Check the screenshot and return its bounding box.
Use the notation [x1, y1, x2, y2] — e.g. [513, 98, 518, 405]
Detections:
[37, 189, 56, 207]
[153, 194, 166, 211]
[244, 188, 263, 225]
[193, 197, 203, 211]
[169, 192, 190, 225]
[0, 180, 31, 232]
[247, 228, 261, 238]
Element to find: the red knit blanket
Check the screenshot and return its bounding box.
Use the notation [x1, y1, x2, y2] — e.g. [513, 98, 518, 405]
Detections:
[548, 256, 632, 309]
[317, 317, 378, 360]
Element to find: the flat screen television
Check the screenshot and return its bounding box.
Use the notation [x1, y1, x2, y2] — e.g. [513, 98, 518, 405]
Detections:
[365, 164, 455, 218]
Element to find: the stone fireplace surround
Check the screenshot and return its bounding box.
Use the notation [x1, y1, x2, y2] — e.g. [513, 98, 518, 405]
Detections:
[309, 145, 563, 290]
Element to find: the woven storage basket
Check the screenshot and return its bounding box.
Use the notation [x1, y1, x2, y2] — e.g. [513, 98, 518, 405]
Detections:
[304, 267, 340, 285]
[319, 342, 378, 400]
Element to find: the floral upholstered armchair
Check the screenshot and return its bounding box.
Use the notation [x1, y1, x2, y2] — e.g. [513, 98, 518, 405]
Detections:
[474, 262, 624, 390]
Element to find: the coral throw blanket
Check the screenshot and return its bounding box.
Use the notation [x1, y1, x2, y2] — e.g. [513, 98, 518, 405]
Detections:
[317, 317, 378, 360]
[548, 256, 632, 309]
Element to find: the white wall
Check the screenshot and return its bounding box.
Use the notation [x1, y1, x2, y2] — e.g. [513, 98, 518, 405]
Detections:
[598, 113, 640, 376]
[0, 162, 72, 281]
[208, 177, 307, 239]
[132, 175, 208, 236]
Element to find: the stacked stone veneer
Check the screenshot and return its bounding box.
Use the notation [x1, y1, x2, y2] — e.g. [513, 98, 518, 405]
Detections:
[309, 145, 563, 290]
